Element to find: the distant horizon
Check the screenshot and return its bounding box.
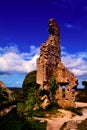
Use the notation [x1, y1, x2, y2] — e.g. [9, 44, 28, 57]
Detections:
[3, 73, 87, 89]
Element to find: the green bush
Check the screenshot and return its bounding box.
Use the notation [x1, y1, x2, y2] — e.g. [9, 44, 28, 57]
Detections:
[22, 70, 39, 113]
[22, 72, 60, 117]
[65, 107, 82, 116]
[29, 119, 47, 130]
[0, 87, 8, 103]
[45, 102, 59, 114]
[39, 89, 50, 97]
[0, 108, 47, 130]
[22, 70, 37, 99]
[50, 76, 59, 102]
[17, 102, 24, 114]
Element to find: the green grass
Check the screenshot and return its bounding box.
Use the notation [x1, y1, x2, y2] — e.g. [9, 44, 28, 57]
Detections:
[17, 102, 24, 114]
[28, 109, 45, 117]
[0, 108, 47, 130]
[65, 107, 83, 116]
[26, 103, 59, 118]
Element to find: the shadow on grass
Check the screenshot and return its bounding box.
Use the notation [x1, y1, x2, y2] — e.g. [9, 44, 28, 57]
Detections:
[0, 108, 47, 130]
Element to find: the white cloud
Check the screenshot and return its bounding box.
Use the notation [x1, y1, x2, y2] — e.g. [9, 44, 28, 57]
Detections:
[0, 45, 39, 74]
[0, 45, 87, 83]
[0, 45, 19, 54]
[21, 45, 40, 60]
[61, 47, 87, 78]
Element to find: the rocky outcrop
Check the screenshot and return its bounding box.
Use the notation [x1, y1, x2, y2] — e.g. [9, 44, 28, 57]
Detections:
[0, 81, 16, 116]
[0, 81, 14, 101]
[61, 120, 79, 130]
[36, 18, 78, 108]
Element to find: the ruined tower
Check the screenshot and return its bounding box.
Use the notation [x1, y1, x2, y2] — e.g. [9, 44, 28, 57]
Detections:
[36, 18, 78, 108]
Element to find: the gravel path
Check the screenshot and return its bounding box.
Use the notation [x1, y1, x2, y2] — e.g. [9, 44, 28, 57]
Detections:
[75, 102, 87, 108]
[46, 102, 87, 130]
[33, 102, 87, 130]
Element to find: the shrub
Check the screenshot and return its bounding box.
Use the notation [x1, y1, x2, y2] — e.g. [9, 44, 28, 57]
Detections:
[65, 107, 82, 116]
[22, 70, 38, 100]
[0, 87, 8, 103]
[45, 102, 59, 114]
[77, 118, 87, 130]
[22, 70, 39, 113]
[0, 108, 47, 130]
[39, 89, 50, 97]
[49, 76, 59, 102]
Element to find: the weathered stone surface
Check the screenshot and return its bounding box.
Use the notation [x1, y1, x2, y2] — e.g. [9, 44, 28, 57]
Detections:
[40, 95, 50, 109]
[0, 81, 16, 116]
[36, 18, 78, 108]
[62, 120, 80, 130]
[0, 81, 14, 101]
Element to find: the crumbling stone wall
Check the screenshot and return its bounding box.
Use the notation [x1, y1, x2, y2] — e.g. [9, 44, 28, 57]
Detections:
[36, 18, 78, 108]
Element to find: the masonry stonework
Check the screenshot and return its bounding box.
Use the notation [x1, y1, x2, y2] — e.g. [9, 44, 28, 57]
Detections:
[36, 18, 78, 108]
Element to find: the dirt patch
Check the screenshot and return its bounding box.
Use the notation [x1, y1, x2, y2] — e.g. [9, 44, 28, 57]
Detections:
[75, 102, 87, 108]
[33, 102, 87, 130]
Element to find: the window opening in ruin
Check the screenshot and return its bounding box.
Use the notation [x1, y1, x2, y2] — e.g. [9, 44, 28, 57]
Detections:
[62, 86, 65, 97]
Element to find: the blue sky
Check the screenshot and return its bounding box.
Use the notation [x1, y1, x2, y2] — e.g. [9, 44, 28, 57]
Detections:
[0, 0, 87, 88]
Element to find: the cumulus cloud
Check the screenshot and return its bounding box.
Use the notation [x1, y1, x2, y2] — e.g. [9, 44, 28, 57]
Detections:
[61, 47, 87, 78]
[0, 45, 19, 54]
[0, 45, 87, 81]
[0, 45, 40, 74]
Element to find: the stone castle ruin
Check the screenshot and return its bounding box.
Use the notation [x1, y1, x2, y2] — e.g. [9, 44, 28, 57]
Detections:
[36, 18, 78, 108]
